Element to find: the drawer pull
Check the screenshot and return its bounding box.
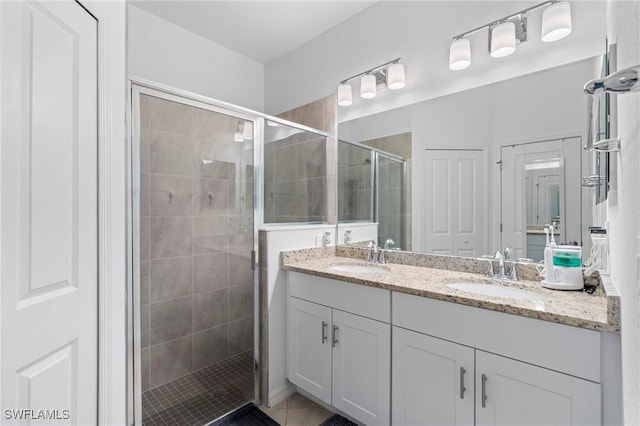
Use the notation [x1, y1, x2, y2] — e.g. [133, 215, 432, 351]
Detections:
[332, 325, 339, 347]
[321, 321, 328, 344]
[459, 367, 466, 399]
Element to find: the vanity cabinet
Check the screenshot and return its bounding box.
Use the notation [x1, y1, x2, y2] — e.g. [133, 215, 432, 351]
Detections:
[475, 350, 600, 426]
[393, 292, 603, 426]
[392, 327, 474, 426]
[287, 272, 391, 425]
[393, 327, 600, 426]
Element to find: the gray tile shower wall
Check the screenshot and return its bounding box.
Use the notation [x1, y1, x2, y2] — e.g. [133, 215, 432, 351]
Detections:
[264, 132, 327, 223]
[139, 94, 254, 391]
[265, 94, 337, 224]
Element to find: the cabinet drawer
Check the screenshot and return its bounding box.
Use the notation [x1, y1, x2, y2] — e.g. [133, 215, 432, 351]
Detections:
[289, 272, 391, 323]
[393, 292, 601, 383]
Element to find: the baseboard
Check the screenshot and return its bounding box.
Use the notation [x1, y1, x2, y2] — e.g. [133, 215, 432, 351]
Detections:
[267, 382, 295, 407]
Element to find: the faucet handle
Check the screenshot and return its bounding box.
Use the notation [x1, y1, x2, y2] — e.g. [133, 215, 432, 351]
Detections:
[504, 246, 512, 260]
[384, 238, 395, 250]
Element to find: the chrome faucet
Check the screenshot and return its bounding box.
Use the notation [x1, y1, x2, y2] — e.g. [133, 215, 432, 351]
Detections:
[367, 241, 378, 262]
[379, 238, 395, 264]
[485, 247, 518, 280]
[494, 251, 506, 278]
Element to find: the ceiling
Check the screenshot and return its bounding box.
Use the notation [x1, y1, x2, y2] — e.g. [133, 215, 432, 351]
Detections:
[130, 1, 377, 65]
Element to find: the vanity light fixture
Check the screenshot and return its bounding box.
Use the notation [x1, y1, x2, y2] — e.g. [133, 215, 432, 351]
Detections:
[337, 83, 353, 106]
[337, 58, 405, 107]
[242, 121, 253, 140]
[448, 1, 572, 70]
[360, 74, 377, 99]
[490, 21, 517, 58]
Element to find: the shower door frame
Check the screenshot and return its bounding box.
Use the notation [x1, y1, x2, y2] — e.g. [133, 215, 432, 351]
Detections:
[127, 79, 265, 426]
[374, 151, 407, 249]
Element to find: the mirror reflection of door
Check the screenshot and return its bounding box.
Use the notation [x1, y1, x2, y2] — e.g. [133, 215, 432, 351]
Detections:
[501, 137, 582, 262]
[422, 149, 485, 256]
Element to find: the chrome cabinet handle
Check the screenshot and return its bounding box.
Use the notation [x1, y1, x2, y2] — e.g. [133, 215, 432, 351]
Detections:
[459, 367, 466, 399]
[481, 374, 487, 408]
[332, 325, 339, 347]
[321, 321, 328, 344]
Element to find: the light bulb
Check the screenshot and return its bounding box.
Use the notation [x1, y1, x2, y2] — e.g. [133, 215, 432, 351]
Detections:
[449, 38, 471, 70]
[490, 21, 516, 58]
[337, 83, 353, 106]
[360, 74, 377, 99]
[541, 1, 572, 42]
[387, 63, 405, 89]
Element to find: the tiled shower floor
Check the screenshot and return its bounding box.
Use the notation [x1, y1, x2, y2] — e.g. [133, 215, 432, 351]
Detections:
[142, 351, 254, 426]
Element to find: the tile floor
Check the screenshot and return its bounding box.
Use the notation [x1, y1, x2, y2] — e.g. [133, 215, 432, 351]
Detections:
[142, 351, 254, 425]
[259, 392, 334, 426]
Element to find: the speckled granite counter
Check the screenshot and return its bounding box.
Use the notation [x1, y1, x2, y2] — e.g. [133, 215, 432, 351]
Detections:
[281, 249, 620, 333]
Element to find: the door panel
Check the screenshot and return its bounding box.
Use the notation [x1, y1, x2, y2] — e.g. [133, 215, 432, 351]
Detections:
[287, 297, 332, 405]
[1, 1, 98, 423]
[424, 150, 484, 256]
[392, 328, 474, 426]
[476, 351, 601, 426]
[332, 310, 390, 425]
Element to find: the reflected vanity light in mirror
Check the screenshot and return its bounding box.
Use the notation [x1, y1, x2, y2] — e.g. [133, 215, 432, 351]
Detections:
[338, 83, 353, 106]
[266, 120, 280, 127]
[525, 159, 562, 171]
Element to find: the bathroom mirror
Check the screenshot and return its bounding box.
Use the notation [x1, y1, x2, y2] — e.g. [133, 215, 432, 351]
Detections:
[337, 57, 599, 257]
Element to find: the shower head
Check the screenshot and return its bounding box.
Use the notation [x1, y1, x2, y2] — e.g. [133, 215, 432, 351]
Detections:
[585, 64, 640, 94]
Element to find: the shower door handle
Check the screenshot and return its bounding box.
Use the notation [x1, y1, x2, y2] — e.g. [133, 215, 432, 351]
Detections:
[321, 321, 328, 344]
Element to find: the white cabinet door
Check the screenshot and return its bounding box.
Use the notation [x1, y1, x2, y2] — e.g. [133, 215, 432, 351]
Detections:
[332, 310, 390, 426]
[476, 351, 601, 426]
[392, 327, 474, 426]
[287, 297, 333, 405]
[1, 1, 98, 423]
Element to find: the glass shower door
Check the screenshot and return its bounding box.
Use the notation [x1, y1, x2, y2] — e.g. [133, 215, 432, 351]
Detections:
[375, 153, 406, 250]
[132, 86, 257, 425]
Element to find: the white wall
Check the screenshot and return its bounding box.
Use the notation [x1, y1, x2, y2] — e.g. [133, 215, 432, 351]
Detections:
[128, 5, 265, 111]
[261, 225, 336, 405]
[266, 1, 606, 121]
[606, 1, 640, 424]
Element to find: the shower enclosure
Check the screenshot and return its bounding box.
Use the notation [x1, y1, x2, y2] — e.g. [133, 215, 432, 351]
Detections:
[131, 84, 259, 426]
[338, 140, 408, 249]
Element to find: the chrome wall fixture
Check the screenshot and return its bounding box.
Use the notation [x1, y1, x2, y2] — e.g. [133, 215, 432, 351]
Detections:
[449, 1, 572, 71]
[337, 58, 405, 107]
[583, 64, 640, 152]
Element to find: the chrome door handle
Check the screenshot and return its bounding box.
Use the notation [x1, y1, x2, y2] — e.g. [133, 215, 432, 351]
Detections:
[459, 367, 466, 399]
[481, 374, 487, 408]
[332, 325, 339, 347]
[321, 321, 328, 344]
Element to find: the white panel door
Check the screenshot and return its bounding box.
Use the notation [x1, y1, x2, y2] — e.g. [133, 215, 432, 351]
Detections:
[287, 297, 332, 405]
[392, 327, 474, 426]
[1, 1, 98, 424]
[475, 351, 601, 426]
[332, 310, 390, 426]
[501, 140, 566, 259]
[423, 150, 484, 256]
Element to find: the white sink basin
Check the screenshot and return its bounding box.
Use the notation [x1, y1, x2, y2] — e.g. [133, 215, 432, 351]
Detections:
[328, 263, 389, 274]
[446, 283, 541, 300]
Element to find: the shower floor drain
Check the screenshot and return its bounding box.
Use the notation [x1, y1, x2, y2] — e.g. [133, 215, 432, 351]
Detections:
[208, 389, 228, 399]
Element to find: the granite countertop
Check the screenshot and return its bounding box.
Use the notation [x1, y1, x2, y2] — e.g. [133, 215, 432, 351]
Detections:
[281, 250, 620, 333]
